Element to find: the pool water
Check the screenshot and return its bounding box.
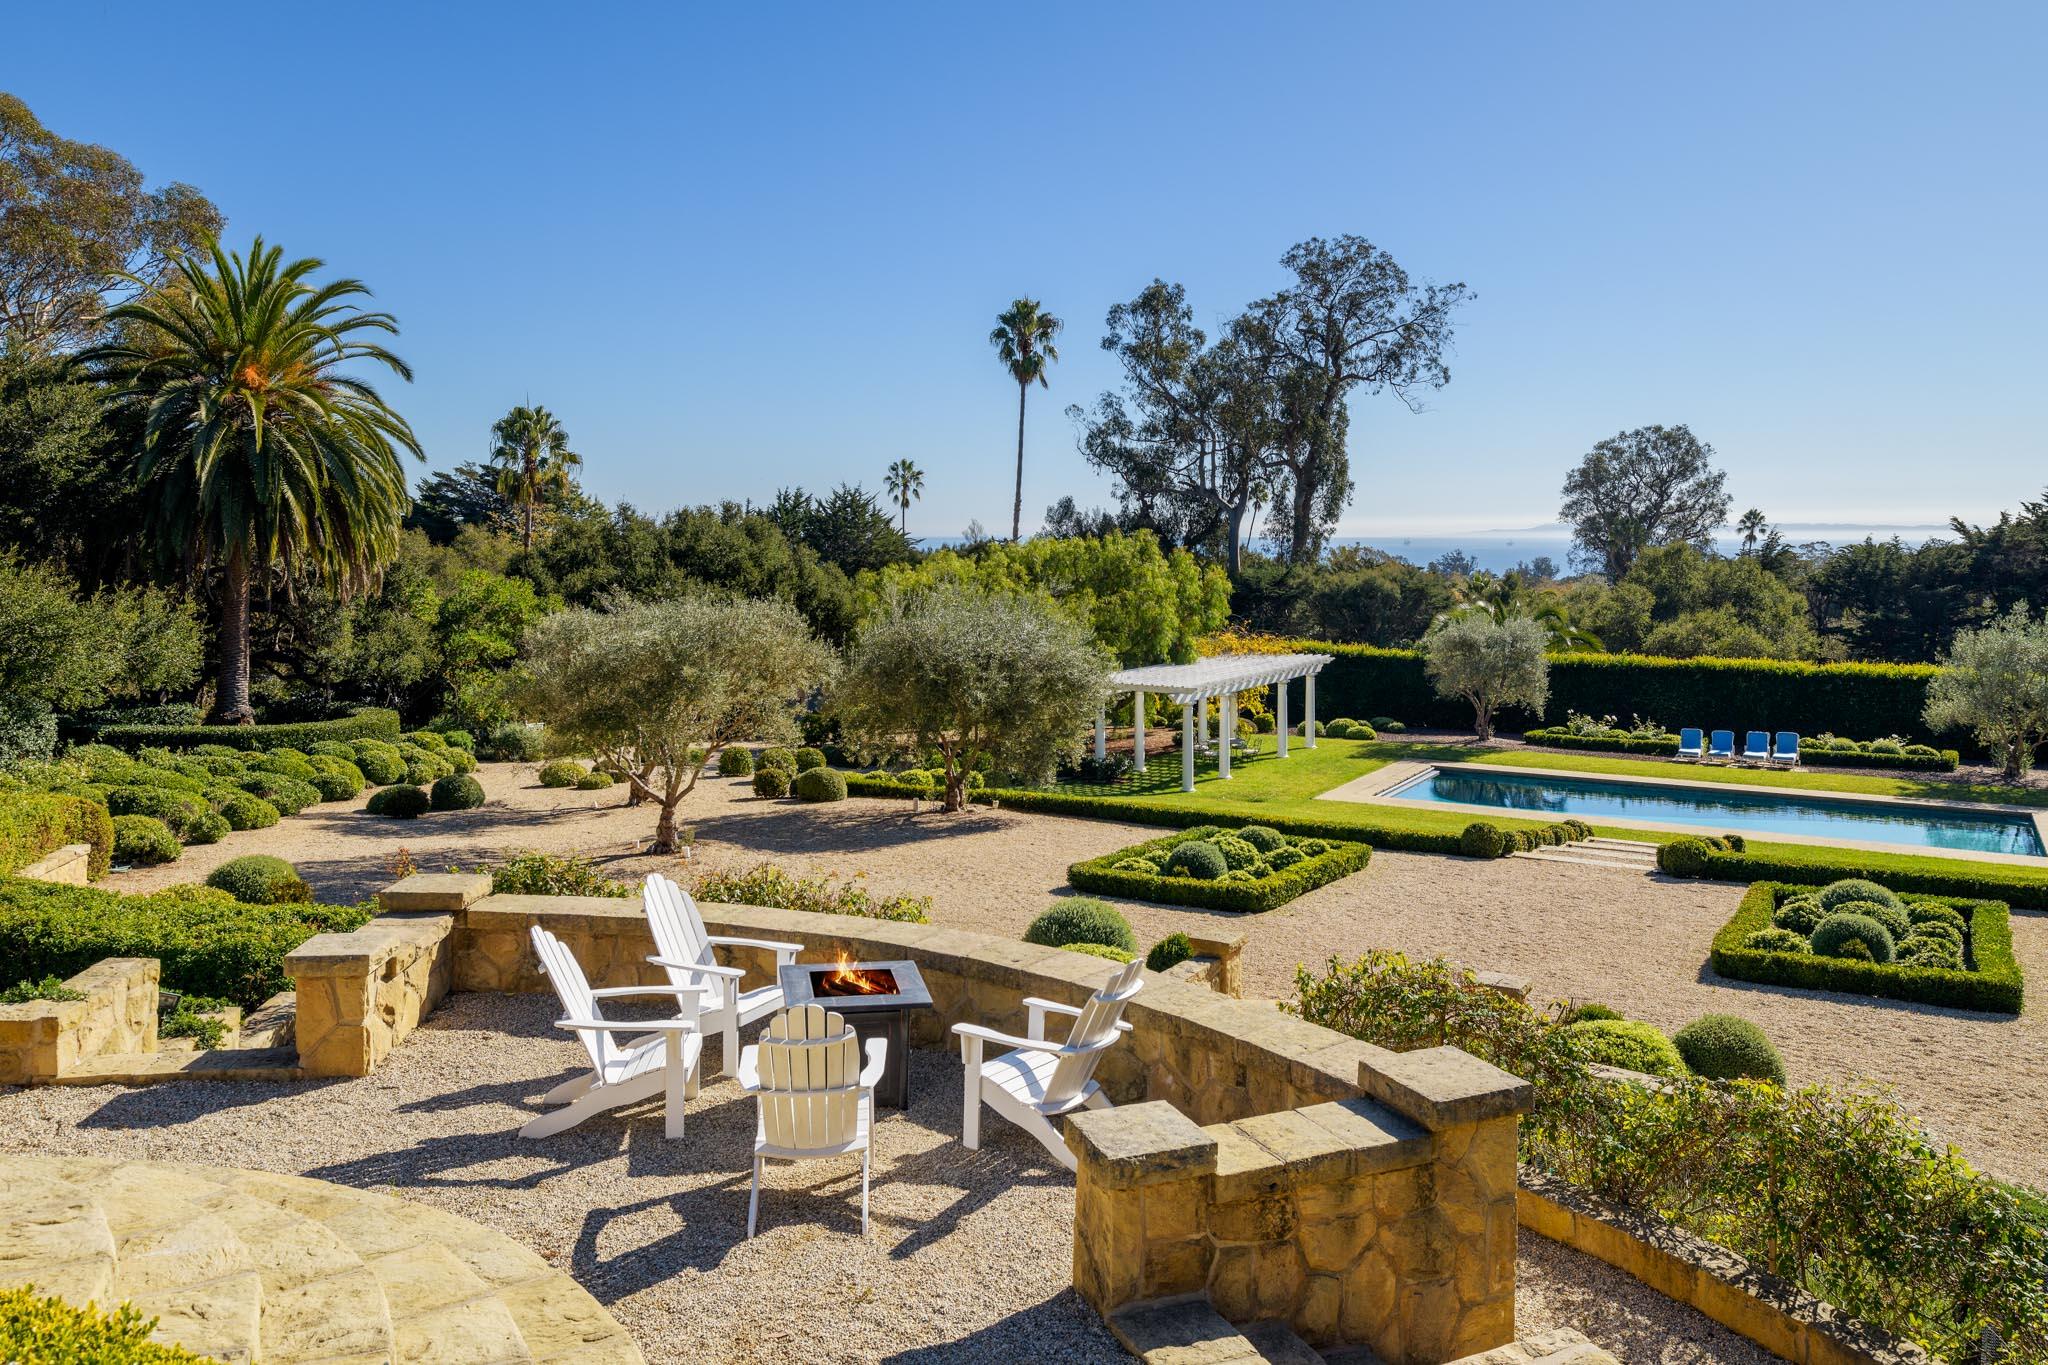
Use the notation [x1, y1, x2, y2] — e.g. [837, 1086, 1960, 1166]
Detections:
[1390, 767, 2045, 858]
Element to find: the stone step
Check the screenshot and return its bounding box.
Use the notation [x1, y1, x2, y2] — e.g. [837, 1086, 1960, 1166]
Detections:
[1511, 848, 1656, 872]
[50, 1046, 304, 1085]
[1583, 837, 1659, 852]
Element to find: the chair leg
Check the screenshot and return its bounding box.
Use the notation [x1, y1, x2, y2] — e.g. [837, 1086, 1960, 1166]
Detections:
[664, 1033, 686, 1140]
[684, 1047, 701, 1101]
[747, 1156, 762, 1238]
[860, 1148, 871, 1236]
[722, 998, 740, 1077]
[961, 1071, 980, 1150]
[540, 1072, 595, 1105]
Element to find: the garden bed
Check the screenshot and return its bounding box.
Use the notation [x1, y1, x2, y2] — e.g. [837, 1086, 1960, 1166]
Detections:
[1067, 824, 1370, 912]
[1711, 880, 2023, 1014]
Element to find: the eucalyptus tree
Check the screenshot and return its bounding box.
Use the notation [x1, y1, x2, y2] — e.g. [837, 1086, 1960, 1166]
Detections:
[80, 238, 420, 723]
[884, 458, 924, 532]
[1559, 425, 1730, 581]
[990, 298, 1062, 541]
[487, 405, 580, 551]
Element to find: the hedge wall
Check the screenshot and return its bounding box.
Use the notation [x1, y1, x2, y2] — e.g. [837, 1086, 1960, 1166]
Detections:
[88, 708, 402, 753]
[1260, 639, 1950, 747]
[1069, 831, 1371, 912]
[1661, 839, 2048, 910]
[1521, 728, 1680, 756]
[1712, 881, 2023, 1014]
[0, 793, 114, 879]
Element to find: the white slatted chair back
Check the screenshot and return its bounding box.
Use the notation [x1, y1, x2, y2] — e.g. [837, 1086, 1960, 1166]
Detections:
[644, 873, 725, 1011]
[754, 1004, 864, 1153]
[531, 925, 609, 1073]
[1044, 960, 1143, 1106]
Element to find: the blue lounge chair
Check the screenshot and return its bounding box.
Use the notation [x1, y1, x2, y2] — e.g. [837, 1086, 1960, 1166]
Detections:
[1707, 730, 1735, 762]
[1772, 731, 1800, 766]
[1676, 728, 1704, 761]
[1742, 730, 1771, 763]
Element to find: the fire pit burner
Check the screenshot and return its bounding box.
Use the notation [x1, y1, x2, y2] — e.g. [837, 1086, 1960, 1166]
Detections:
[777, 958, 932, 1108]
[811, 960, 899, 998]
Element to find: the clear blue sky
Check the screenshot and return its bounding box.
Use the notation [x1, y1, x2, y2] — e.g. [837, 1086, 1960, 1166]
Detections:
[13, 3, 2045, 540]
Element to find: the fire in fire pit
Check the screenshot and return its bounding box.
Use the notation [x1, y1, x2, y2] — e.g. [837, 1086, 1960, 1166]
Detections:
[811, 955, 898, 998]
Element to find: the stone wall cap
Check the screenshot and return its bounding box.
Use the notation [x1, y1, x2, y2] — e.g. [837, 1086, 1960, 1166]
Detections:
[1360, 1045, 1535, 1130]
[283, 913, 452, 974]
[378, 872, 492, 912]
[470, 893, 647, 923]
[1228, 1107, 1354, 1187]
[1066, 1100, 1217, 1189]
[1294, 1097, 1431, 1175]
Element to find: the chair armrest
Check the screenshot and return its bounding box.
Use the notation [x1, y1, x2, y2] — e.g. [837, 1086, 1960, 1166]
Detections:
[649, 956, 745, 979]
[736, 1044, 762, 1091]
[858, 1037, 887, 1089]
[556, 1016, 699, 1034]
[706, 934, 803, 962]
[589, 985, 708, 1002]
[950, 1021, 1054, 1054]
[1021, 996, 1083, 1018]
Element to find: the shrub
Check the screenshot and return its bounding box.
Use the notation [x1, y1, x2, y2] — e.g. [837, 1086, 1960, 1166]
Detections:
[718, 747, 755, 776]
[1147, 931, 1194, 972]
[692, 863, 932, 922]
[89, 708, 402, 753]
[105, 786, 207, 837]
[442, 746, 479, 774]
[1113, 856, 1160, 873]
[351, 746, 408, 785]
[478, 720, 545, 762]
[1743, 926, 1811, 953]
[365, 785, 431, 819]
[1559, 1001, 1623, 1024]
[1213, 834, 1261, 870]
[1903, 920, 1964, 950]
[218, 793, 281, 831]
[1023, 898, 1137, 953]
[1817, 878, 1904, 914]
[0, 1286, 215, 1363]
[306, 771, 358, 804]
[1908, 901, 1967, 933]
[757, 746, 798, 774]
[1672, 1014, 1785, 1084]
[1265, 845, 1307, 872]
[1563, 1018, 1688, 1077]
[234, 771, 319, 816]
[1771, 895, 1827, 934]
[1062, 941, 1135, 962]
[484, 850, 630, 897]
[794, 767, 848, 802]
[206, 855, 312, 905]
[575, 771, 614, 790]
[402, 729, 449, 752]
[793, 746, 827, 772]
[1830, 896, 1909, 942]
[1219, 868, 1256, 882]
[430, 774, 486, 811]
[1899, 934, 1965, 969]
[1236, 824, 1286, 853]
[439, 729, 476, 753]
[1458, 822, 1508, 859]
[0, 792, 114, 878]
[249, 751, 318, 782]
[538, 759, 586, 788]
[399, 745, 454, 784]
[0, 974, 88, 1004]
[183, 812, 230, 845]
[1656, 836, 1715, 877]
[752, 767, 791, 798]
[1162, 839, 1228, 880]
[1810, 911, 1896, 963]
[111, 814, 180, 865]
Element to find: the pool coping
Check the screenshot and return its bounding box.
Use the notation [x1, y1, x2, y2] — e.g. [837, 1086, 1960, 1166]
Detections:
[1324, 760, 2048, 866]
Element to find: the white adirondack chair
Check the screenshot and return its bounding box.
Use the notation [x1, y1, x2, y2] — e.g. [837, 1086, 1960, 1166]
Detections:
[736, 1003, 888, 1237]
[951, 960, 1143, 1171]
[523, 925, 707, 1141]
[643, 873, 802, 1074]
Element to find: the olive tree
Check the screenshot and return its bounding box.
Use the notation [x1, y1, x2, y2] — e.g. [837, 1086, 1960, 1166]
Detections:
[520, 594, 833, 851]
[1422, 613, 1550, 740]
[1923, 606, 2048, 780]
[834, 585, 1111, 810]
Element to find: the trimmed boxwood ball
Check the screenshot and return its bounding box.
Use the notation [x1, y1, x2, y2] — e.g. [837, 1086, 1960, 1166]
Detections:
[1818, 878, 1903, 913]
[1265, 845, 1307, 872]
[757, 746, 797, 774]
[400, 747, 453, 784]
[752, 767, 791, 798]
[1562, 1019, 1687, 1077]
[793, 767, 847, 802]
[1023, 898, 1137, 953]
[1908, 901, 1967, 933]
[1146, 931, 1194, 972]
[538, 759, 586, 788]
[1213, 834, 1261, 870]
[1459, 822, 1507, 859]
[1832, 897, 1909, 942]
[442, 747, 479, 774]
[107, 786, 208, 836]
[1237, 825, 1285, 853]
[1219, 868, 1256, 882]
[429, 775, 486, 811]
[351, 747, 407, 786]
[1903, 921, 1964, 950]
[1673, 1014, 1785, 1084]
[250, 752, 318, 782]
[793, 747, 827, 772]
[1811, 911, 1896, 963]
[306, 771, 357, 803]
[1743, 926, 1811, 954]
[1560, 1002, 1622, 1024]
[1113, 856, 1160, 874]
[308, 740, 357, 760]
[218, 793, 280, 831]
[575, 771, 614, 790]
[1900, 937, 1964, 970]
[1162, 839, 1228, 880]
[718, 747, 755, 777]
[184, 812, 231, 845]
[1771, 895, 1827, 935]
[366, 785, 431, 819]
[1656, 836, 1715, 876]
[112, 814, 181, 866]
[206, 855, 312, 905]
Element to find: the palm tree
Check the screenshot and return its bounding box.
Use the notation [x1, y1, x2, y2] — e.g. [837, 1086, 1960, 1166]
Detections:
[487, 405, 580, 551]
[81, 238, 420, 724]
[989, 299, 1061, 541]
[1737, 507, 1768, 554]
[884, 458, 924, 532]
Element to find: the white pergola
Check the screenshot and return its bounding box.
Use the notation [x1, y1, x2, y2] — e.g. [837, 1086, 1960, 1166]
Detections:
[1096, 653, 1334, 792]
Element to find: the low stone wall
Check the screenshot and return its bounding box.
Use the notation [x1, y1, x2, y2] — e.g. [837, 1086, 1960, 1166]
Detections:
[16, 841, 92, 886]
[1160, 931, 1246, 997]
[0, 957, 158, 1083]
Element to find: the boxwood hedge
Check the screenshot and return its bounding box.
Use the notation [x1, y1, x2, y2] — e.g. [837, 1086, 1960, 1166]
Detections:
[1521, 728, 1679, 756]
[1664, 840, 2048, 910]
[1712, 881, 2023, 1014]
[1070, 829, 1370, 912]
[86, 707, 401, 753]
[0, 793, 113, 879]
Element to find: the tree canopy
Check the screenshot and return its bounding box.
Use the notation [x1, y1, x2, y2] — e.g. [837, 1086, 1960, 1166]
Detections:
[1923, 606, 2048, 779]
[1421, 613, 1550, 740]
[1559, 424, 1730, 581]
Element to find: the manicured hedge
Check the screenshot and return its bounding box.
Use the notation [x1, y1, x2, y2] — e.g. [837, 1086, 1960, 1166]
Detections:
[0, 792, 114, 879]
[1711, 881, 2023, 1014]
[1520, 728, 1679, 756]
[1664, 840, 2048, 910]
[1070, 830, 1371, 912]
[1800, 746, 1960, 772]
[87, 707, 401, 753]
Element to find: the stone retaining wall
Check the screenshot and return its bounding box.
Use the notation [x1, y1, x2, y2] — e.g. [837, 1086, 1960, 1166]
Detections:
[281, 877, 471, 1077]
[16, 841, 92, 886]
[0, 957, 158, 1083]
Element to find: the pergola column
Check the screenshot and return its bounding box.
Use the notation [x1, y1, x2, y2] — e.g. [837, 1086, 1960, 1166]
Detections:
[1133, 692, 1146, 772]
[1181, 699, 1197, 792]
[1219, 692, 1235, 779]
[1276, 680, 1290, 758]
[1094, 703, 1107, 761]
[1304, 672, 1317, 749]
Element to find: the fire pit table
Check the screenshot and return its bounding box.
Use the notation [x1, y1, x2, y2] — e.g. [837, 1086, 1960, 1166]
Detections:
[777, 958, 932, 1109]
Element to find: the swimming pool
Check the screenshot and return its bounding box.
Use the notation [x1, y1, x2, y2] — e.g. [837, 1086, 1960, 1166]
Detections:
[1386, 766, 2046, 857]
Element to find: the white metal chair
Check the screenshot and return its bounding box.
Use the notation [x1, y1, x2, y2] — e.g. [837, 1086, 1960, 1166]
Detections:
[951, 960, 1143, 1171]
[737, 1003, 887, 1237]
[643, 873, 802, 1075]
[523, 925, 706, 1140]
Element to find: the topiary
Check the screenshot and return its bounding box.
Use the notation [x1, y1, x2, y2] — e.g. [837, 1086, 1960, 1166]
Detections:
[1061, 941, 1135, 962]
[439, 729, 476, 753]
[430, 774, 486, 811]
[1112, 856, 1161, 874]
[206, 855, 312, 905]
[794, 766, 847, 802]
[111, 814, 181, 866]
[1162, 839, 1227, 880]
[1832, 897, 1910, 943]
[1146, 931, 1194, 972]
[793, 747, 827, 772]
[184, 812, 231, 845]
[1460, 822, 1507, 859]
[1562, 1019, 1688, 1077]
[1657, 837, 1715, 877]
[106, 786, 208, 836]
[233, 771, 319, 815]
[351, 747, 407, 786]
[1902, 922, 1964, 954]
[1900, 938, 1964, 970]
[1023, 898, 1136, 953]
[718, 747, 755, 776]
[1867, 738, 1904, 755]
[1908, 902, 1967, 933]
[365, 784, 431, 819]
[399, 745, 453, 784]
[442, 746, 479, 774]
[1673, 1014, 1785, 1084]
[1818, 878, 1903, 914]
[1349, 722, 1378, 740]
[306, 771, 358, 804]
[1772, 895, 1828, 935]
[757, 746, 798, 774]
[538, 759, 586, 788]
[1743, 926, 1812, 954]
[249, 752, 318, 782]
[752, 767, 791, 798]
[1236, 824, 1286, 853]
[402, 729, 449, 752]
[1811, 912, 1896, 963]
[1181, 824, 1224, 840]
[1265, 845, 1307, 872]
[1293, 838, 1331, 856]
[575, 771, 615, 790]
[218, 793, 281, 831]
[1323, 718, 1357, 739]
[478, 721, 545, 762]
[1212, 834, 1261, 870]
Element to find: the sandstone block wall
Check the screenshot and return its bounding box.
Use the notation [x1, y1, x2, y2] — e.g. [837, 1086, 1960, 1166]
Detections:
[0, 957, 158, 1083]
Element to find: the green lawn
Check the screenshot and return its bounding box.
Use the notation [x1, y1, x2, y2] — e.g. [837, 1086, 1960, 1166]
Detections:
[1464, 746, 2048, 808]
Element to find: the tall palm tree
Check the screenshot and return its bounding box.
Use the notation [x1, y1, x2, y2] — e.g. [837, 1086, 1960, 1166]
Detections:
[1737, 507, 1768, 554]
[989, 298, 1061, 541]
[81, 238, 420, 724]
[487, 405, 580, 551]
[884, 458, 924, 532]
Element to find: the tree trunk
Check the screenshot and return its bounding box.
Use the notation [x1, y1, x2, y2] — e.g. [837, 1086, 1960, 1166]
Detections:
[1012, 383, 1027, 542]
[1226, 500, 1247, 575]
[651, 796, 679, 854]
[1474, 702, 1493, 742]
[210, 547, 255, 725]
[2006, 738, 2026, 783]
[521, 499, 534, 552]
